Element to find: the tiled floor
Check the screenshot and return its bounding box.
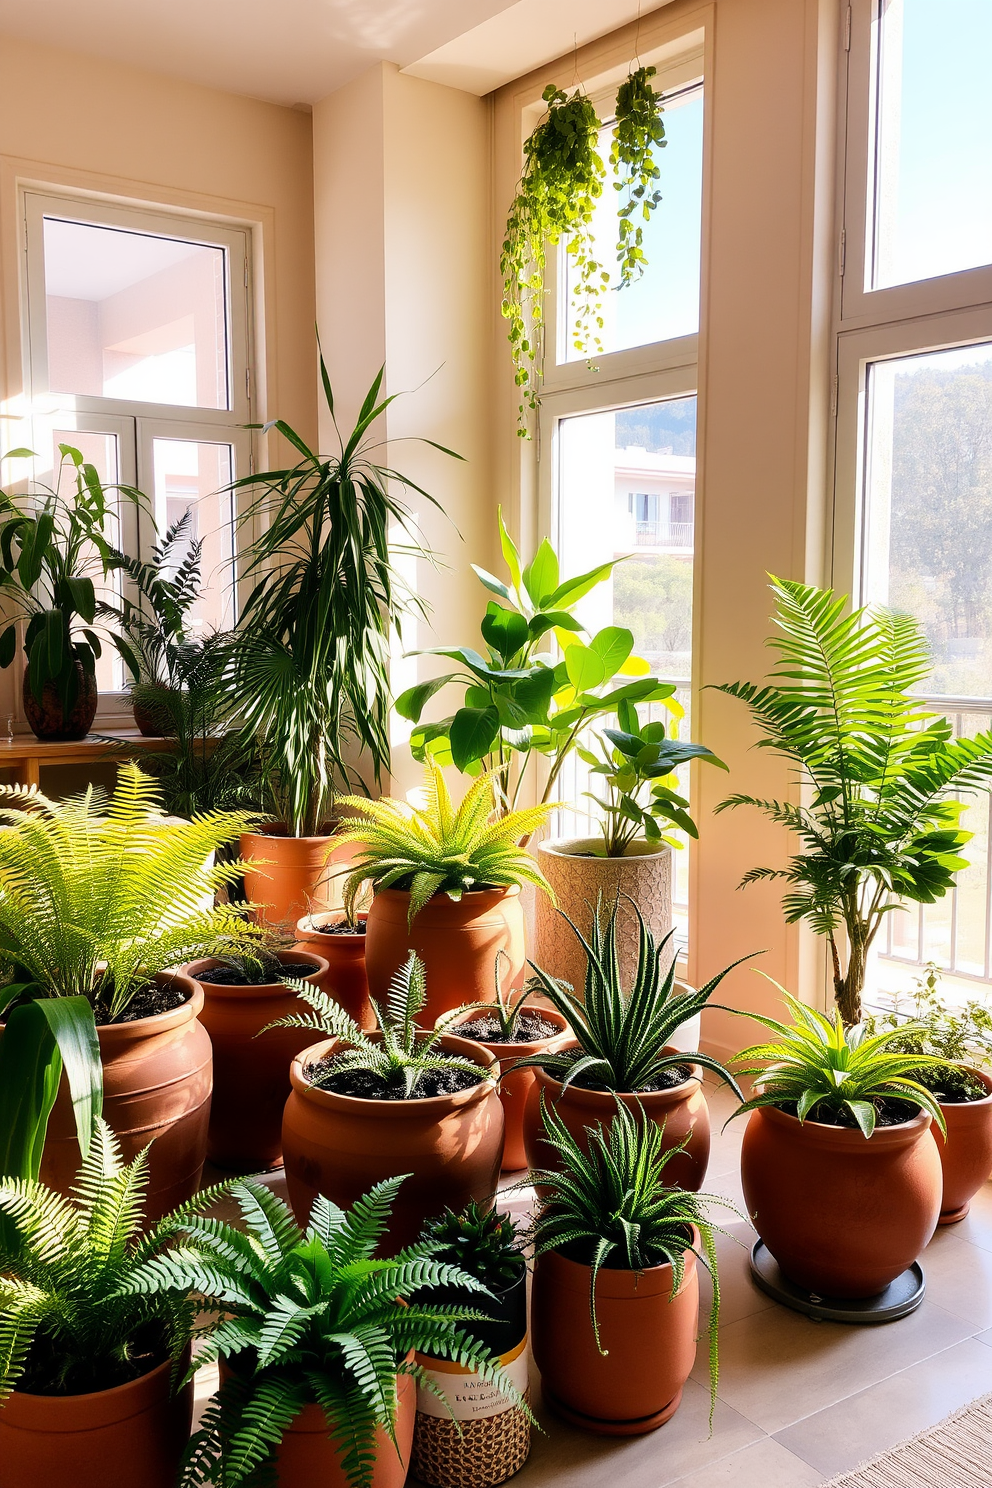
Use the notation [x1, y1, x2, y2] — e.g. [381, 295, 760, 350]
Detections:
[193, 1076, 992, 1486]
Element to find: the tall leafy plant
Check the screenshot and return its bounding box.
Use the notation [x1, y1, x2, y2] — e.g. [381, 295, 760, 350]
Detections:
[112, 509, 206, 693]
[611, 65, 666, 285]
[715, 578, 992, 1023]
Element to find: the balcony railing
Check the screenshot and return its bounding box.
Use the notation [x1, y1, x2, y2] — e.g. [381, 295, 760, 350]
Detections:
[635, 520, 694, 548]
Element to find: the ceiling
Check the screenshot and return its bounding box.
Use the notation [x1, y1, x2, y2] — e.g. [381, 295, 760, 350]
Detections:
[0, 0, 663, 105]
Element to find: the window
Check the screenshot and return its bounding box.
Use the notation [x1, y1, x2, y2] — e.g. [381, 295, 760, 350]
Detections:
[19, 192, 253, 714]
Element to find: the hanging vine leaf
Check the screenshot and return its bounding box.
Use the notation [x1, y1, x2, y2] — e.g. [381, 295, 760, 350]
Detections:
[500, 84, 607, 434]
[611, 66, 666, 286]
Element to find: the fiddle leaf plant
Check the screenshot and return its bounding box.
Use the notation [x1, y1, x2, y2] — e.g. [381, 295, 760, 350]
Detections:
[611, 65, 667, 285]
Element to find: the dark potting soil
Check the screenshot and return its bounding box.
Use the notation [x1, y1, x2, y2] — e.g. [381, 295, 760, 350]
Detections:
[561, 1053, 693, 1094]
[558, 1227, 694, 1270]
[92, 981, 190, 1025]
[307, 1058, 484, 1101]
[311, 922, 366, 936]
[776, 1095, 921, 1128]
[193, 963, 316, 986]
[17, 1323, 167, 1396]
[457, 1013, 559, 1044]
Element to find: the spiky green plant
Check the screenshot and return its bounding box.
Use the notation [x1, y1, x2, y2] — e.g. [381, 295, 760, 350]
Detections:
[0, 763, 264, 1180]
[266, 951, 494, 1099]
[527, 1097, 734, 1414]
[419, 1203, 525, 1292]
[116, 1176, 527, 1488]
[730, 988, 955, 1138]
[335, 759, 555, 927]
[518, 894, 750, 1096]
[0, 1119, 196, 1400]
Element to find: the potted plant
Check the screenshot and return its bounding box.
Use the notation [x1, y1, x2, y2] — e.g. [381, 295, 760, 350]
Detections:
[528, 1097, 731, 1435]
[336, 760, 555, 1023]
[715, 578, 992, 1024]
[119, 1175, 523, 1488]
[227, 362, 445, 932]
[866, 964, 992, 1224]
[276, 953, 505, 1250]
[518, 895, 748, 1189]
[538, 702, 724, 998]
[181, 945, 330, 1172]
[293, 908, 374, 1031]
[0, 1121, 195, 1488]
[442, 953, 571, 1171]
[0, 444, 142, 740]
[731, 991, 952, 1298]
[0, 762, 263, 1219]
[411, 1204, 532, 1488]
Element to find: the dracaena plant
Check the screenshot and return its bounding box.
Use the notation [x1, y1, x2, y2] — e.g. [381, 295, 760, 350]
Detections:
[729, 988, 954, 1138]
[267, 951, 494, 1099]
[715, 578, 992, 1024]
[396, 510, 678, 817]
[519, 894, 749, 1096]
[116, 1176, 525, 1488]
[335, 758, 554, 927]
[0, 763, 263, 1182]
[419, 1202, 525, 1292]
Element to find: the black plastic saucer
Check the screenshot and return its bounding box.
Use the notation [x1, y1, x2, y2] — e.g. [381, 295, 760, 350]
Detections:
[749, 1240, 926, 1323]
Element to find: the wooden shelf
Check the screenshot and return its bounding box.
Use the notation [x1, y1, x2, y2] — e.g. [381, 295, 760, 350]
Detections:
[0, 731, 177, 787]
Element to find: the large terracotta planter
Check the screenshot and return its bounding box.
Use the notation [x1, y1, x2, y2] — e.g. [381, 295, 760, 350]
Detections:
[0, 1355, 192, 1488]
[184, 950, 329, 1172]
[533, 838, 673, 996]
[531, 1241, 699, 1435]
[40, 972, 210, 1223]
[22, 662, 97, 742]
[294, 912, 375, 1031]
[282, 1032, 504, 1253]
[240, 828, 357, 932]
[364, 885, 526, 1025]
[521, 1041, 710, 1190]
[740, 1103, 942, 1297]
[444, 1007, 572, 1172]
[937, 1065, 992, 1224]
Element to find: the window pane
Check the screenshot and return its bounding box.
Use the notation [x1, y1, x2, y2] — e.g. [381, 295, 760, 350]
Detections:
[862, 342, 992, 697]
[561, 85, 702, 361]
[43, 218, 230, 409]
[151, 439, 236, 633]
[870, 0, 992, 289]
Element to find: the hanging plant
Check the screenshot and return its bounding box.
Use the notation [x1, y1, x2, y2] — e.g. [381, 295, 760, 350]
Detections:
[500, 83, 606, 432]
[611, 65, 667, 286]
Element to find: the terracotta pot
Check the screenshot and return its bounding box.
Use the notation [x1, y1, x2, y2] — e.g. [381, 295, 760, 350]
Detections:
[521, 1042, 710, 1190]
[365, 885, 526, 1025]
[282, 1032, 504, 1253]
[937, 1065, 992, 1224]
[443, 1007, 572, 1171]
[184, 950, 329, 1172]
[533, 838, 673, 998]
[132, 687, 176, 737]
[22, 662, 97, 742]
[40, 972, 210, 1223]
[294, 912, 374, 1031]
[0, 1355, 192, 1488]
[240, 828, 357, 933]
[531, 1240, 699, 1435]
[740, 1103, 942, 1297]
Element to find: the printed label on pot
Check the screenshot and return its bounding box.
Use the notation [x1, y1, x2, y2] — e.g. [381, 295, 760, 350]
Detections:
[415, 1337, 528, 1420]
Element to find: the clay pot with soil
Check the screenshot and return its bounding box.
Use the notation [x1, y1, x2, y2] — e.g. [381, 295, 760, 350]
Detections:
[293, 911, 374, 1030]
[927, 1065, 992, 1224]
[23, 661, 97, 741]
[240, 827, 358, 933]
[183, 948, 329, 1171]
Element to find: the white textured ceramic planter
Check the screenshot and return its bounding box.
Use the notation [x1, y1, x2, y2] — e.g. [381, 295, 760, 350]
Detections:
[534, 837, 674, 994]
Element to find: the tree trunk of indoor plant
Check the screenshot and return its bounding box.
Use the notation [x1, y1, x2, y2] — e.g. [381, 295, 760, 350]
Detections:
[281, 1033, 504, 1254]
[936, 1065, 992, 1224]
[521, 1042, 711, 1191]
[22, 662, 98, 742]
[533, 839, 673, 998]
[0, 1355, 193, 1488]
[39, 971, 210, 1224]
[740, 1103, 942, 1296]
[294, 912, 374, 1031]
[240, 827, 357, 933]
[530, 1239, 699, 1435]
[184, 949, 329, 1172]
[365, 886, 526, 1025]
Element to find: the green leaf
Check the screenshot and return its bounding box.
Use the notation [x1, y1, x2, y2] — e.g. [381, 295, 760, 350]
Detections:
[506, 666, 557, 724]
[498, 507, 522, 591]
[590, 626, 634, 678]
[480, 603, 529, 662]
[0, 625, 16, 668]
[527, 610, 583, 641]
[0, 997, 62, 1181]
[449, 707, 501, 771]
[394, 675, 454, 723]
[61, 576, 97, 624]
[34, 997, 103, 1161]
[471, 565, 513, 603]
[522, 539, 559, 607]
[565, 645, 607, 693]
[545, 560, 619, 611]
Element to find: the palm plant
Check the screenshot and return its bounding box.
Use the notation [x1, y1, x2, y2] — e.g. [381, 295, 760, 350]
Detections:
[519, 894, 749, 1095]
[0, 1119, 196, 1399]
[729, 988, 954, 1137]
[336, 759, 555, 928]
[226, 362, 447, 837]
[528, 1096, 733, 1406]
[0, 763, 264, 1180]
[116, 1175, 525, 1488]
[715, 578, 992, 1024]
[267, 951, 494, 1099]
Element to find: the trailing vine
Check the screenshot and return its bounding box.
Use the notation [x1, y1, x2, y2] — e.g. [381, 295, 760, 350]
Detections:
[500, 84, 606, 431]
[611, 65, 667, 286]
